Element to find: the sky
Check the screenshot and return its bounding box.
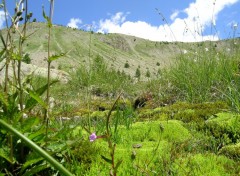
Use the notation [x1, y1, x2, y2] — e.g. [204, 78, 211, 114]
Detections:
[2, 0, 240, 42]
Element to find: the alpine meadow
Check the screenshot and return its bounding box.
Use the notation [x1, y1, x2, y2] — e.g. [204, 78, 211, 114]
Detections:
[0, 1, 240, 176]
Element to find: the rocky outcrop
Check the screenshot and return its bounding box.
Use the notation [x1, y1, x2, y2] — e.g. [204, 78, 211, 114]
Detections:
[0, 59, 70, 84]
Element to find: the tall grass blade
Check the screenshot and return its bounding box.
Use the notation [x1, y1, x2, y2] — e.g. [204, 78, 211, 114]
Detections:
[0, 119, 74, 176]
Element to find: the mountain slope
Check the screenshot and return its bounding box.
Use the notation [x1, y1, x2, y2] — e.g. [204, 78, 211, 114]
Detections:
[1, 22, 237, 79]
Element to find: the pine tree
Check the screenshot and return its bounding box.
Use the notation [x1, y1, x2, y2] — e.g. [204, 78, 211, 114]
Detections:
[146, 69, 151, 78]
[135, 68, 141, 79]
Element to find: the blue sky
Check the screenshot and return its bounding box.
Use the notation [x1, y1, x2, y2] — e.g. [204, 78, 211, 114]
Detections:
[2, 0, 240, 42]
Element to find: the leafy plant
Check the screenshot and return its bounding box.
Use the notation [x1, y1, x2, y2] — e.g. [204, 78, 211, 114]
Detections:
[0, 1, 74, 175]
[88, 94, 124, 176]
[0, 119, 73, 176]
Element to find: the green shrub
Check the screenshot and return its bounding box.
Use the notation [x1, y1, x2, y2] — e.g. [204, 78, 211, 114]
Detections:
[145, 69, 151, 78]
[135, 67, 141, 79]
[124, 62, 130, 68]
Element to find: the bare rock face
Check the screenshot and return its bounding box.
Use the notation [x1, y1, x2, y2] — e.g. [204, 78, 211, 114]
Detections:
[0, 59, 70, 84]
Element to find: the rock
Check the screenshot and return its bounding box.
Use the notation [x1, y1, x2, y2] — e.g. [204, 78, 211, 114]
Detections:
[59, 117, 71, 121]
[0, 59, 70, 84]
[132, 144, 142, 148]
[73, 116, 81, 122]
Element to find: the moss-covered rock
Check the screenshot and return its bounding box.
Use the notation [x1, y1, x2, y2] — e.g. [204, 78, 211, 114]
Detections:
[169, 101, 229, 123]
[117, 120, 191, 144]
[89, 97, 132, 111]
[75, 108, 92, 116]
[69, 140, 102, 174]
[138, 101, 228, 123]
[138, 107, 169, 120]
[90, 99, 113, 111]
[116, 98, 132, 110]
[174, 153, 239, 176]
[205, 112, 240, 143]
[219, 142, 240, 160]
[90, 110, 109, 118]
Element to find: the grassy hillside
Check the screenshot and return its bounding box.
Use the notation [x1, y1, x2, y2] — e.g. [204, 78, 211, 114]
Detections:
[1, 22, 235, 78]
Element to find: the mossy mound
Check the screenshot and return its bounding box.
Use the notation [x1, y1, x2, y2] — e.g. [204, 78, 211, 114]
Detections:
[116, 120, 191, 144]
[75, 108, 92, 116]
[205, 112, 240, 143]
[115, 140, 172, 175]
[174, 153, 239, 176]
[89, 110, 109, 118]
[138, 101, 228, 123]
[67, 140, 102, 174]
[168, 101, 229, 122]
[219, 142, 240, 160]
[90, 98, 132, 111]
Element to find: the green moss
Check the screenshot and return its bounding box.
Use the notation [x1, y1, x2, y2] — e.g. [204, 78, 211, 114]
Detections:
[114, 140, 171, 175]
[173, 109, 196, 122]
[174, 153, 238, 176]
[67, 140, 102, 174]
[219, 142, 240, 160]
[116, 120, 191, 144]
[138, 107, 169, 120]
[161, 120, 191, 142]
[90, 111, 109, 118]
[116, 98, 132, 110]
[75, 108, 92, 116]
[138, 101, 228, 123]
[90, 100, 112, 111]
[205, 112, 240, 143]
[169, 101, 229, 123]
[87, 98, 132, 112]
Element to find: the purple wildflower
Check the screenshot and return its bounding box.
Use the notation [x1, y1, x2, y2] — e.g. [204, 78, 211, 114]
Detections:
[89, 132, 97, 142]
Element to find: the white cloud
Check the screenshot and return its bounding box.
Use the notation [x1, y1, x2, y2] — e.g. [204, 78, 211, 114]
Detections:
[67, 18, 82, 29]
[233, 23, 238, 28]
[97, 0, 239, 42]
[0, 11, 5, 29]
[170, 10, 179, 21]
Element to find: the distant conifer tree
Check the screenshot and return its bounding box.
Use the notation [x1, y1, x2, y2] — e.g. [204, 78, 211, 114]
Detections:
[135, 68, 141, 79]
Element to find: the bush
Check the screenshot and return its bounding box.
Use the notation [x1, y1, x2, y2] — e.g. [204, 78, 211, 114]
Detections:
[145, 70, 151, 78]
[135, 68, 141, 79]
[124, 62, 130, 68]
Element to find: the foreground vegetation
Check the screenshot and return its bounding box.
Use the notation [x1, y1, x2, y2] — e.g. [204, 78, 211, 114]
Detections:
[0, 1, 240, 175]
